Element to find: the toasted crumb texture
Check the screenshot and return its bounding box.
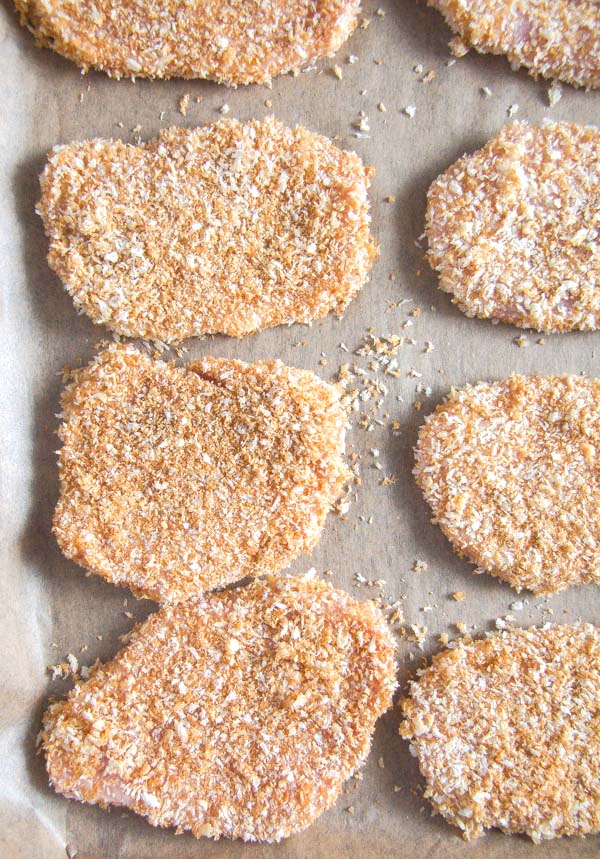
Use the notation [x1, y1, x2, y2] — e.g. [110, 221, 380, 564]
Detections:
[428, 0, 599, 88]
[15, 0, 360, 84]
[401, 624, 600, 841]
[414, 374, 600, 595]
[426, 122, 600, 333]
[42, 575, 397, 842]
[38, 118, 378, 344]
[54, 345, 349, 603]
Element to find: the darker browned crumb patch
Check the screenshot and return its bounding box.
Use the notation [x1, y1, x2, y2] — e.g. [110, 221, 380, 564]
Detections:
[38, 118, 378, 343]
[54, 344, 349, 603]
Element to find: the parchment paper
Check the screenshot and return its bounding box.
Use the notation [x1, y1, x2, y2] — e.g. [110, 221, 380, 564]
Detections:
[1, 1, 599, 856]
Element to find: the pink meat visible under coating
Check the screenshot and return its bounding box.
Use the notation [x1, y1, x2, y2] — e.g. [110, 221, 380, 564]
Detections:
[401, 624, 600, 841]
[42, 576, 397, 842]
[426, 122, 600, 333]
[428, 0, 600, 88]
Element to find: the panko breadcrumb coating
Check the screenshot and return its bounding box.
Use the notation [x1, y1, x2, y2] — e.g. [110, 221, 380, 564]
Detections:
[42, 574, 397, 842]
[401, 624, 600, 842]
[426, 122, 600, 333]
[15, 0, 361, 84]
[414, 374, 600, 594]
[54, 345, 349, 603]
[428, 0, 600, 88]
[38, 118, 378, 344]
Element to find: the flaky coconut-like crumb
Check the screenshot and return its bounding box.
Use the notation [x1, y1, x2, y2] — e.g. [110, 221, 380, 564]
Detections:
[54, 344, 349, 603]
[428, 0, 599, 88]
[401, 624, 600, 841]
[38, 118, 378, 344]
[15, 0, 360, 84]
[414, 374, 600, 595]
[42, 575, 397, 842]
[426, 122, 600, 333]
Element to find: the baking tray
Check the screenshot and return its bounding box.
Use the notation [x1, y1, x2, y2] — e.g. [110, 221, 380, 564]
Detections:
[1, 0, 599, 856]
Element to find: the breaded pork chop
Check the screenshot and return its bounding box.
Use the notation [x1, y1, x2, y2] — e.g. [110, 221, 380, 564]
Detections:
[42, 575, 397, 842]
[15, 0, 361, 84]
[401, 624, 600, 841]
[426, 122, 600, 333]
[38, 118, 378, 344]
[428, 0, 600, 88]
[54, 345, 349, 603]
[414, 374, 600, 594]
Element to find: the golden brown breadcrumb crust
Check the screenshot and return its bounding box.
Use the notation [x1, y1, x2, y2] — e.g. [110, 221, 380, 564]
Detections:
[15, 0, 361, 84]
[38, 118, 378, 344]
[426, 121, 600, 333]
[42, 575, 397, 842]
[54, 345, 349, 603]
[401, 624, 600, 841]
[428, 0, 600, 88]
[414, 374, 600, 594]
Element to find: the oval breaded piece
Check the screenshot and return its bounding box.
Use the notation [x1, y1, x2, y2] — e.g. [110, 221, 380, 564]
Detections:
[428, 0, 600, 88]
[42, 575, 397, 842]
[426, 122, 600, 333]
[54, 344, 349, 603]
[38, 118, 378, 344]
[401, 624, 600, 842]
[414, 374, 600, 595]
[15, 0, 360, 84]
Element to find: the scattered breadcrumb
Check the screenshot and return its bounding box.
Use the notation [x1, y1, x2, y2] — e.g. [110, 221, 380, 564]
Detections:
[426, 122, 600, 333]
[54, 345, 349, 603]
[353, 113, 370, 132]
[427, 0, 600, 88]
[178, 94, 190, 116]
[401, 624, 600, 840]
[402, 105, 416, 118]
[15, 0, 362, 85]
[414, 374, 600, 594]
[38, 117, 378, 343]
[409, 625, 428, 648]
[547, 81, 563, 106]
[42, 575, 397, 842]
